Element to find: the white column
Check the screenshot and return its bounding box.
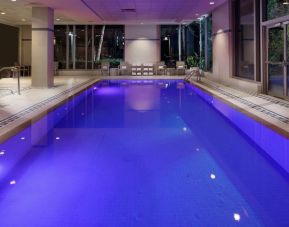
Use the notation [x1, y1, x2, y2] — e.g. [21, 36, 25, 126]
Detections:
[32, 7, 54, 87]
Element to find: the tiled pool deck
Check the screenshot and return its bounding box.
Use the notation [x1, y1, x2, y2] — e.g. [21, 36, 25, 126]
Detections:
[0, 75, 289, 142]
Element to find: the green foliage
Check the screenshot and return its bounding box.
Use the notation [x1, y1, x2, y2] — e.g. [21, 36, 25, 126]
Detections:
[109, 59, 120, 68]
[268, 28, 284, 62]
[267, 0, 289, 20]
[186, 54, 199, 68]
[199, 57, 205, 70]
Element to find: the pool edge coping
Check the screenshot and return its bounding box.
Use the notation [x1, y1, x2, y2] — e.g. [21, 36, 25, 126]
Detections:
[186, 79, 289, 140]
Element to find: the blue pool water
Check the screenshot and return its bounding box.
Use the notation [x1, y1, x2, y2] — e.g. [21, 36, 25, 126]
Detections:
[1, 80, 289, 227]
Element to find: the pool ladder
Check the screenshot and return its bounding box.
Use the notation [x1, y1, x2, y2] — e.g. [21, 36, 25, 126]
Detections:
[0, 67, 21, 95]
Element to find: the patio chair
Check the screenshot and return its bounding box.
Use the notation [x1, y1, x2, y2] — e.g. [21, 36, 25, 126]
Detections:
[155, 61, 166, 75]
[118, 62, 131, 75]
[176, 61, 187, 75]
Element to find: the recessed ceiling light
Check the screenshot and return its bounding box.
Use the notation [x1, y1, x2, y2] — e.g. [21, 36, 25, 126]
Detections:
[11, 0, 17, 2]
[1, 12, 6, 15]
[283, 0, 289, 4]
[21, 18, 26, 22]
[209, 1, 215, 5]
[56, 18, 60, 21]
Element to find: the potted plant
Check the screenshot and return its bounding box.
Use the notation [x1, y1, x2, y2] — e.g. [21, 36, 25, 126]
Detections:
[186, 54, 199, 70]
[110, 59, 120, 68]
[109, 59, 121, 76]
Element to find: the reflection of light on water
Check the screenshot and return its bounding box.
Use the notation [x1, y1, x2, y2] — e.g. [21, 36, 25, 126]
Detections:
[210, 174, 216, 180]
[56, 137, 60, 140]
[183, 127, 188, 132]
[10, 180, 16, 185]
[0, 150, 5, 156]
[234, 213, 241, 222]
[177, 82, 185, 89]
[125, 85, 160, 111]
[20, 137, 25, 140]
[97, 87, 122, 96]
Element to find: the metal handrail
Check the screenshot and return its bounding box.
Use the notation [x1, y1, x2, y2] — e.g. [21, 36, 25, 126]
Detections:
[0, 66, 21, 95]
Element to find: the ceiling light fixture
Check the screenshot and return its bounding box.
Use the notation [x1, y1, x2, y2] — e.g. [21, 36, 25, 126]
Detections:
[283, 0, 289, 5]
[56, 18, 61, 21]
[209, 1, 215, 5]
[1, 11, 6, 15]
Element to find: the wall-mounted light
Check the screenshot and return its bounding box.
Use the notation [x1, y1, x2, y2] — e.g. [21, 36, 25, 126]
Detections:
[283, 0, 289, 5]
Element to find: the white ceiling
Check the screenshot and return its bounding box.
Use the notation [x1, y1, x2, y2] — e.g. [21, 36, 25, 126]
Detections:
[0, 0, 227, 26]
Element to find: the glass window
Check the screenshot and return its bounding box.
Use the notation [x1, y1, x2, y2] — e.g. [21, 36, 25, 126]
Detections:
[235, 0, 255, 80]
[266, 0, 289, 21]
[54, 25, 67, 69]
[75, 25, 86, 69]
[87, 25, 93, 69]
[161, 25, 179, 67]
[54, 25, 124, 70]
[199, 15, 213, 71]
[68, 25, 74, 69]
[93, 25, 124, 68]
[184, 22, 200, 60]
[207, 15, 213, 71]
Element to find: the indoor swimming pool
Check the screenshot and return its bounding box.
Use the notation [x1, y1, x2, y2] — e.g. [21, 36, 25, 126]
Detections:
[0, 80, 289, 227]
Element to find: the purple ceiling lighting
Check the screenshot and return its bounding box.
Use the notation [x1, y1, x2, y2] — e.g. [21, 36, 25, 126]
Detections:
[22, 0, 227, 24]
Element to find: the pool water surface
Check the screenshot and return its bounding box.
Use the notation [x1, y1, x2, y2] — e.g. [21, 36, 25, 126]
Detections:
[0, 80, 289, 227]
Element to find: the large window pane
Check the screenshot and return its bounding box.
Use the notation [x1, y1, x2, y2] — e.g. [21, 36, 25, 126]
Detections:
[235, 0, 255, 80]
[184, 22, 200, 60]
[268, 27, 284, 62]
[268, 64, 284, 96]
[75, 25, 86, 69]
[54, 25, 67, 69]
[93, 25, 124, 68]
[287, 25, 289, 96]
[266, 0, 289, 21]
[161, 25, 179, 67]
[87, 25, 93, 69]
[198, 15, 213, 71]
[68, 25, 74, 69]
[207, 15, 213, 71]
[200, 19, 206, 65]
[268, 27, 284, 96]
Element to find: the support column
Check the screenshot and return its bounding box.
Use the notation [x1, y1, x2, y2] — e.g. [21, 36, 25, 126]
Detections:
[32, 7, 54, 87]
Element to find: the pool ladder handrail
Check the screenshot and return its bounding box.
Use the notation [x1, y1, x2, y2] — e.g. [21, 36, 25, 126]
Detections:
[0, 66, 21, 95]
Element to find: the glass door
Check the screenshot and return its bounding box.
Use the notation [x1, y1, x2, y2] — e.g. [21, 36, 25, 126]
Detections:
[287, 24, 289, 97]
[267, 23, 289, 98]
